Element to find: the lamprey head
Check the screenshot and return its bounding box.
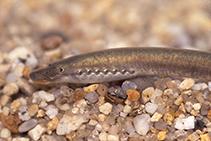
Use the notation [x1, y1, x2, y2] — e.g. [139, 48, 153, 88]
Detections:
[29, 63, 69, 84]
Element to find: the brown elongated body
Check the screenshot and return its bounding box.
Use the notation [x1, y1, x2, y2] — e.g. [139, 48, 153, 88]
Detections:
[29, 47, 211, 84]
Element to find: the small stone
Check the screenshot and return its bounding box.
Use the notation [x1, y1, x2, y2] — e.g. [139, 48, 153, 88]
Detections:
[3, 82, 19, 95]
[98, 114, 106, 122]
[46, 105, 58, 119]
[122, 80, 137, 92]
[175, 117, 184, 130]
[133, 114, 150, 135]
[106, 87, 127, 104]
[192, 103, 201, 111]
[99, 102, 113, 115]
[142, 87, 155, 104]
[107, 134, 119, 141]
[0, 95, 10, 106]
[151, 112, 163, 122]
[0, 128, 11, 139]
[1, 113, 22, 133]
[46, 117, 59, 134]
[174, 94, 183, 106]
[99, 131, 107, 141]
[97, 84, 108, 96]
[12, 137, 30, 141]
[28, 104, 39, 117]
[150, 88, 163, 103]
[56, 111, 87, 135]
[207, 110, 211, 121]
[123, 105, 132, 114]
[194, 120, 204, 131]
[28, 124, 46, 141]
[163, 112, 175, 125]
[83, 84, 99, 93]
[13, 63, 25, 77]
[41, 35, 63, 50]
[22, 66, 31, 78]
[200, 133, 210, 141]
[154, 119, 167, 131]
[6, 73, 18, 83]
[157, 131, 166, 140]
[85, 91, 99, 103]
[2, 106, 10, 116]
[89, 119, 98, 126]
[37, 109, 45, 117]
[74, 99, 87, 109]
[190, 109, 199, 116]
[37, 90, 55, 102]
[188, 132, 200, 141]
[65, 131, 77, 141]
[126, 89, 140, 101]
[208, 81, 211, 91]
[183, 116, 195, 129]
[11, 100, 23, 112]
[25, 57, 38, 70]
[18, 119, 38, 133]
[145, 102, 158, 114]
[178, 78, 195, 90]
[72, 89, 86, 101]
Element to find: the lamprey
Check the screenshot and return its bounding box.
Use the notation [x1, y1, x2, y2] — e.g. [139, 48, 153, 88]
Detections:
[29, 47, 211, 84]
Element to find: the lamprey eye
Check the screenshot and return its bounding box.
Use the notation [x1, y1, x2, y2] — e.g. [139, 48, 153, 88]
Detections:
[59, 67, 65, 73]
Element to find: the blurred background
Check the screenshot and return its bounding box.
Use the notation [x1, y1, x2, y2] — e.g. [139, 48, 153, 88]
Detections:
[0, 0, 211, 62]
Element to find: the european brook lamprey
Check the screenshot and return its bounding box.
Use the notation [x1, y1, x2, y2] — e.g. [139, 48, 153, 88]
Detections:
[29, 47, 211, 84]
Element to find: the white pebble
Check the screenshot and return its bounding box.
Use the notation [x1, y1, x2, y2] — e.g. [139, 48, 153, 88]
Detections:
[107, 134, 119, 141]
[123, 105, 132, 114]
[183, 116, 195, 130]
[99, 102, 113, 115]
[3, 82, 19, 95]
[28, 125, 46, 141]
[133, 114, 150, 135]
[192, 103, 201, 111]
[6, 73, 18, 83]
[178, 78, 195, 90]
[145, 102, 158, 114]
[38, 91, 55, 102]
[12, 137, 30, 141]
[25, 57, 38, 69]
[2, 106, 10, 116]
[46, 105, 58, 119]
[0, 128, 11, 138]
[208, 82, 211, 91]
[150, 88, 163, 103]
[99, 131, 107, 141]
[175, 117, 184, 130]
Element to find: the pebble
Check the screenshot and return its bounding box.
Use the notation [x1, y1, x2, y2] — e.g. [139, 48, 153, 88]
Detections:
[174, 95, 183, 106]
[18, 119, 38, 133]
[12, 137, 30, 141]
[0, 128, 11, 139]
[41, 35, 63, 50]
[194, 120, 204, 130]
[126, 89, 140, 101]
[56, 112, 87, 135]
[157, 131, 166, 140]
[46, 117, 59, 134]
[200, 133, 210, 141]
[11, 100, 23, 112]
[44, 48, 62, 60]
[123, 105, 132, 114]
[145, 102, 158, 114]
[37, 109, 45, 117]
[3, 82, 19, 95]
[192, 103, 201, 111]
[154, 119, 166, 131]
[83, 84, 99, 93]
[107, 134, 119, 141]
[25, 57, 38, 69]
[12, 62, 25, 77]
[178, 78, 195, 90]
[188, 132, 199, 141]
[106, 87, 127, 103]
[1, 113, 22, 133]
[17, 78, 35, 96]
[46, 105, 59, 119]
[6, 73, 18, 83]
[150, 88, 163, 103]
[72, 89, 86, 101]
[28, 124, 46, 141]
[38, 90, 55, 102]
[207, 110, 211, 121]
[121, 80, 137, 92]
[183, 116, 195, 129]
[133, 114, 150, 135]
[0, 95, 10, 106]
[99, 102, 113, 115]
[28, 104, 39, 117]
[2, 106, 10, 116]
[208, 81, 211, 91]
[65, 131, 77, 141]
[85, 91, 99, 103]
[151, 112, 163, 122]
[142, 87, 155, 103]
[99, 131, 107, 141]
[22, 66, 31, 78]
[97, 84, 109, 96]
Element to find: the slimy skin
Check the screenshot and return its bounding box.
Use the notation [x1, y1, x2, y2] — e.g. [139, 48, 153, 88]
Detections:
[29, 47, 211, 84]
